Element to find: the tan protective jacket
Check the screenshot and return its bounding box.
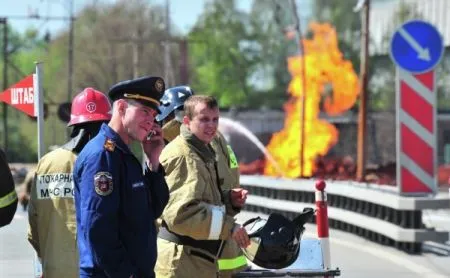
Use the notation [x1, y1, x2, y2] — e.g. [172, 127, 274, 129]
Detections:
[156, 125, 238, 278]
[160, 120, 247, 276]
[27, 148, 79, 278]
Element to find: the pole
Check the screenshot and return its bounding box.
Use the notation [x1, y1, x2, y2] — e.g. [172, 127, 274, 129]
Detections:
[32, 63, 44, 274]
[179, 39, 189, 84]
[356, 0, 370, 181]
[290, 0, 307, 177]
[2, 18, 8, 152]
[67, 0, 74, 104]
[164, 0, 171, 86]
[66, 0, 75, 139]
[315, 180, 331, 270]
[35, 62, 44, 159]
[132, 39, 139, 79]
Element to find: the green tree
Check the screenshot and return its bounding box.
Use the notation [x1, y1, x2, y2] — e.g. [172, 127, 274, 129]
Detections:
[244, 0, 294, 108]
[0, 23, 50, 162]
[188, 0, 258, 107]
[187, 0, 301, 108]
[2, 0, 171, 161]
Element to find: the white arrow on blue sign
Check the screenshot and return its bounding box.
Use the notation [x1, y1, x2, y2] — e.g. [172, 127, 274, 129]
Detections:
[390, 20, 444, 73]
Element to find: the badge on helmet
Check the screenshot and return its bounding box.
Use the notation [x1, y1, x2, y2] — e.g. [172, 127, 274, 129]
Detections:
[156, 86, 194, 122]
[241, 207, 314, 269]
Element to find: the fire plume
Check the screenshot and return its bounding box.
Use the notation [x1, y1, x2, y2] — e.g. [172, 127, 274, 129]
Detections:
[264, 23, 359, 178]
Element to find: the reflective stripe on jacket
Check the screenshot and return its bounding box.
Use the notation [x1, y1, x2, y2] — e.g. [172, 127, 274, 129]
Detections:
[0, 147, 18, 228]
[212, 133, 248, 276]
[156, 125, 236, 278]
[0, 190, 17, 208]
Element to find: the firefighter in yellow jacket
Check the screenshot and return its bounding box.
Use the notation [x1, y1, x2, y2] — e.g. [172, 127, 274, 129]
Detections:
[27, 88, 112, 278]
[155, 94, 250, 278]
[156, 86, 248, 277]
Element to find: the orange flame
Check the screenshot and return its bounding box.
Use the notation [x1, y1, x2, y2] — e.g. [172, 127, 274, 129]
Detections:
[264, 23, 359, 178]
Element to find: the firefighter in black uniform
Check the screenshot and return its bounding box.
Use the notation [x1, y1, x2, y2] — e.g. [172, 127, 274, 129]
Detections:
[0, 147, 18, 228]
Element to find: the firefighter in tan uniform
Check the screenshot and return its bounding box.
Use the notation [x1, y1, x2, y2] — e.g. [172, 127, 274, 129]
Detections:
[155, 95, 250, 278]
[27, 88, 112, 278]
[156, 86, 248, 276]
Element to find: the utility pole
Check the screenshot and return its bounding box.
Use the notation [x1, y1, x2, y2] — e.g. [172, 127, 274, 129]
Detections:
[132, 41, 139, 79]
[289, 0, 307, 177]
[356, 0, 370, 181]
[1, 17, 8, 152]
[66, 0, 75, 139]
[132, 28, 143, 79]
[111, 35, 191, 85]
[164, 0, 175, 86]
[179, 39, 189, 84]
[67, 0, 74, 103]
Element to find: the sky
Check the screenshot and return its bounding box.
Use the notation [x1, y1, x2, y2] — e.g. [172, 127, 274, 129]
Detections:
[0, 0, 254, 36]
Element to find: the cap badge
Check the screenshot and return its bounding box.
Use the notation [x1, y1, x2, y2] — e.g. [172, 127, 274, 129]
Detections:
[155, 79, 164, 93]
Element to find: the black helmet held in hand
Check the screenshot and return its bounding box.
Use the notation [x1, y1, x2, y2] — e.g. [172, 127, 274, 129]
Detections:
[242, 207, 314, 269]
[156, 86, 194, 122]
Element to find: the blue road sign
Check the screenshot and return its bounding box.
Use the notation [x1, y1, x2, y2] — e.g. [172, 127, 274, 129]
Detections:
[390, 20, 444, 73]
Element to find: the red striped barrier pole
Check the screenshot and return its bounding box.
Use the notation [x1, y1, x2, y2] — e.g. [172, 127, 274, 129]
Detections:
[315, 180, 331, 270]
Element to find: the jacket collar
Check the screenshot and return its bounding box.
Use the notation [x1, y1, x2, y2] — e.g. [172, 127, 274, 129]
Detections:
[99, 123, 132, 154]
[162, 119, 181, 143]
[180, 124, 216, 163]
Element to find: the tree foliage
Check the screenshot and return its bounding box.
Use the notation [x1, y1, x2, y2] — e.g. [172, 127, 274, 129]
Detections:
[4, 0, 448, 161]
[188, 0, 255, 107]
[2, 0, 171, 161]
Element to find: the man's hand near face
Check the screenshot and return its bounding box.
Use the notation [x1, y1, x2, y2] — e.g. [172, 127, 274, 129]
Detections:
[142, 124, 164, 171]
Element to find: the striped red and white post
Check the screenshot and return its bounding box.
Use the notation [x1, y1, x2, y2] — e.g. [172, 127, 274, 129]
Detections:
[315, 180, 331, 270]
[397, 69, 437, 195]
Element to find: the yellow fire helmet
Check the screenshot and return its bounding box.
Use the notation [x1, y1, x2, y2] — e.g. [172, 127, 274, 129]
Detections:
[242, 207, 314, 269]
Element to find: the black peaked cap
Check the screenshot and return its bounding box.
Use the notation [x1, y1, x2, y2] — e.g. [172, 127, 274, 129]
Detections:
[108, 76, 165, 112]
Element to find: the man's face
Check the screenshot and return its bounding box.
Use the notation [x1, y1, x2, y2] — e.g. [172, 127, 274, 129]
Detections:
[123, 101, 158, 142]
[185, 102, 219, 144]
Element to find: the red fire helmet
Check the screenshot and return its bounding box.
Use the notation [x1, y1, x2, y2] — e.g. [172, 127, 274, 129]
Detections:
[67, 88, 112, 127]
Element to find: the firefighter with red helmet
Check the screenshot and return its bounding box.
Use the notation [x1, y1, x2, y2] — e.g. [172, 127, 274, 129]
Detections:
[27, 88, 112, 278]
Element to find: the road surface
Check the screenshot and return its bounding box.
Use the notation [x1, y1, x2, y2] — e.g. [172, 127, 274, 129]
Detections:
[1, 208, 449, 277]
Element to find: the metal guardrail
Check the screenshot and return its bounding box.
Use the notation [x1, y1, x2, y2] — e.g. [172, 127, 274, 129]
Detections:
[240, 175, 450, 254]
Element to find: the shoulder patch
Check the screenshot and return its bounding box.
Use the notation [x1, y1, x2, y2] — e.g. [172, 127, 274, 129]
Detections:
[104, 139, 115, 152]
[227, 145, 238, 169]
[94, 172, 113, 196]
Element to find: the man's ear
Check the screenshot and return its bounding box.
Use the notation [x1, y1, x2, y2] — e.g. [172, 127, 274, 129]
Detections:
[183, 115, 190, 126]
[117, 100, 127, 115]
